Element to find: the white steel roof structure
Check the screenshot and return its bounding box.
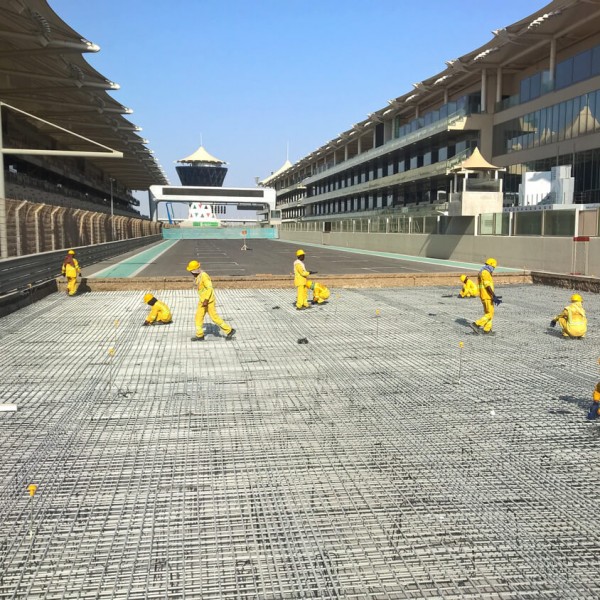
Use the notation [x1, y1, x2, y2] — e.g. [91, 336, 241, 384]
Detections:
[0, 0, 168, 190]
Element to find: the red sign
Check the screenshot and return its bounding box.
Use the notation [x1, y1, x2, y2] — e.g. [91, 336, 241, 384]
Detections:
[573, 236, 590, 242]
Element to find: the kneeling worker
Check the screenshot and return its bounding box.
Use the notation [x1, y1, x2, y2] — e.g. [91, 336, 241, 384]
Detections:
[550, 293, 587, 338]
[186, 260, 236, 342]
[142, 293, 172, 326]
[307, 280, 330, 305]
[459, 274, 478, 298]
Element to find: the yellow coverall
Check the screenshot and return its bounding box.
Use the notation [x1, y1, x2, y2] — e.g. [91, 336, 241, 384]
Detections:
[307, 280, 330, 304]
[294, 258, 310, 309]
[194, 271, 232, 338]
[475, 267, 495, 332]
[459, 278, 479, 298]
[61, 258, 80, 296]
[145, 300, 172, 324]
[554, 302, 587, 338]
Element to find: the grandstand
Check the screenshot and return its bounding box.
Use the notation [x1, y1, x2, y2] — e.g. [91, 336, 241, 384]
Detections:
[0, 0, 168, 257]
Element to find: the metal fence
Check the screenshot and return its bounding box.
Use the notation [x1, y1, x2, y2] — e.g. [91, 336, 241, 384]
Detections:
[0, 235, 161, 296]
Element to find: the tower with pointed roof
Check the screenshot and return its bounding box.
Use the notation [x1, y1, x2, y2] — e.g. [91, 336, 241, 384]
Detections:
[175, 145, 228, 187]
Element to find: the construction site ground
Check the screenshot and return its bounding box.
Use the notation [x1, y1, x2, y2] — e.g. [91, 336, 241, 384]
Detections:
[1, 280, 599, 599]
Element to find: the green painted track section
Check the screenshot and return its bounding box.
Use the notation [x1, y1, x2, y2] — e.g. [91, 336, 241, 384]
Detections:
[276, 239, 522, 273]
[90, 240, 179, 278]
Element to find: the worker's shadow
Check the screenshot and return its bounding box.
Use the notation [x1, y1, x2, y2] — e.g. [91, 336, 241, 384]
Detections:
[77, 278, 92, 295]
[544, 328, 565, 339]
[556, 394, 593, 413]
[202, 323, 224, 337]
[455, 317, 477, 331]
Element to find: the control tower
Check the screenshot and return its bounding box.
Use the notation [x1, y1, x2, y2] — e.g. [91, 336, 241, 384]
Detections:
[175, 145, 227, 186]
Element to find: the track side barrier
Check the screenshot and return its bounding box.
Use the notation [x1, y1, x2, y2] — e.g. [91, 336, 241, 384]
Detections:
[0, 236, 162, 316]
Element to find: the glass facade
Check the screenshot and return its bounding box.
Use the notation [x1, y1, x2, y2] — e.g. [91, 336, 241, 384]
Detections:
[393, 93, 480, 139]
[499, 41, 600, 110]
[493, 88, 600, 155]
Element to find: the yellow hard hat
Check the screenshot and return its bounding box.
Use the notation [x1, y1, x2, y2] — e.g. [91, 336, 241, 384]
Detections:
[186, 260, 200, 271]
[571, 293, 583, 303]
[67, 249, 75, 255]
[485, 258, 497, 268]
[460, 274, 467, 282]
[296, 249, 305, 257]
[143, 293, 154, 304]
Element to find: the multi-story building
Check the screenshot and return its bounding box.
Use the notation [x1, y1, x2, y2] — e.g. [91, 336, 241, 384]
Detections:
[264, 0, 600, 222]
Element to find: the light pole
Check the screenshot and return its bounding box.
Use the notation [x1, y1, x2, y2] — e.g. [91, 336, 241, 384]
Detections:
[110, 177, 115, 239]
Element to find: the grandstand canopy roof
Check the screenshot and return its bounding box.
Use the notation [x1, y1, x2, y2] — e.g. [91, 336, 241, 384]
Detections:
[0, 0, 168, 190]
[259, 159, 292, 186]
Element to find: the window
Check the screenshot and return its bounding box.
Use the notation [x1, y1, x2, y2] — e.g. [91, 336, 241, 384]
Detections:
[573, 49, 592, 83]
[555, 57, 573, 89]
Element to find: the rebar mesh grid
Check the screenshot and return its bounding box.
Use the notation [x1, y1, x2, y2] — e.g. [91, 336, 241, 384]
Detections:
[0, 286, 599, 599]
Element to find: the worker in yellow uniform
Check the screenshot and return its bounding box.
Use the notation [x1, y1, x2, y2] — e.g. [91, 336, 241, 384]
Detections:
[61, 249, 81, 296]
[458, 274, 479, 298]
[186, 260, 236, 342]
[294, 249, 314, 310]
[142, 293, 172, 326]
[307, 279, 330, 304]
[550, 293, 587, 338]
[588, 378, 600, 420]
[469, 258, 502, 336]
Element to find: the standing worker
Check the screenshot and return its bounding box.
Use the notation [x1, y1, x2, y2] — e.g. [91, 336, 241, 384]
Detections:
[142, 294, 172, 326]
[458, 274, 479, 298]
[470, 258, 502, 335]
[186, 260, 236, 342]
[61, 249, 81, 296]
[550, 293, 587, 338]
[294, 249, 314, 310]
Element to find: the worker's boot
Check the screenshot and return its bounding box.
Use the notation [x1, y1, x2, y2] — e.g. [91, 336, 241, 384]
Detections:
[587, 401, 600, 420]
[225, 328, 237, 341]
[469, 322, 481, 335]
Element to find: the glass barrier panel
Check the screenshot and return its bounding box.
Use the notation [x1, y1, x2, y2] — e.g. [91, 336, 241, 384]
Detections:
[479, 213, 495, 235]
[515, 211, 543, 235]
[543, 210, 575, 236]
[423, 216, 438, 234]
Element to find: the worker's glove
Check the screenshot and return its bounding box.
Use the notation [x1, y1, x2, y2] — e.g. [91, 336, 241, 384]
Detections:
[202, 300, 209, 308]
[492, 295, 502, 306]
[550, 320, 557, 328]
[310, 271, 318, 275]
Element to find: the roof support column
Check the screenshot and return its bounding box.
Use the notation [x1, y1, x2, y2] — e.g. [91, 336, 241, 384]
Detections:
[549, 38, 557, 85]
[481, 68, 487, 113]
[443, 89, 449, 104]
[0, 103, 7, 258]
[496, 67, 503, 103]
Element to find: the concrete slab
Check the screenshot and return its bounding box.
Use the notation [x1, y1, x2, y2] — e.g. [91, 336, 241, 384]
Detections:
[0, 285, 599, 598]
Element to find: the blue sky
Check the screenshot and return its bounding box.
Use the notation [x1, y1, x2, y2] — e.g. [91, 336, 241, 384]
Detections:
[49, 0, 545, 216]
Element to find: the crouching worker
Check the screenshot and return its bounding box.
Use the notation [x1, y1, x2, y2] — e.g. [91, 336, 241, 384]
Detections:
[588, 381, 600, 420]
[459, 274, 479, 298]
[550, 293, 587, 338]
[308, 280, 330, 305]
[142, 293, 172, 326]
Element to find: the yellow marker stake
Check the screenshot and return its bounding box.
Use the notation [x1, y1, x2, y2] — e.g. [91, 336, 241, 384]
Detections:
[108, 348, 116, 395]
[28, 484, 37, 537]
